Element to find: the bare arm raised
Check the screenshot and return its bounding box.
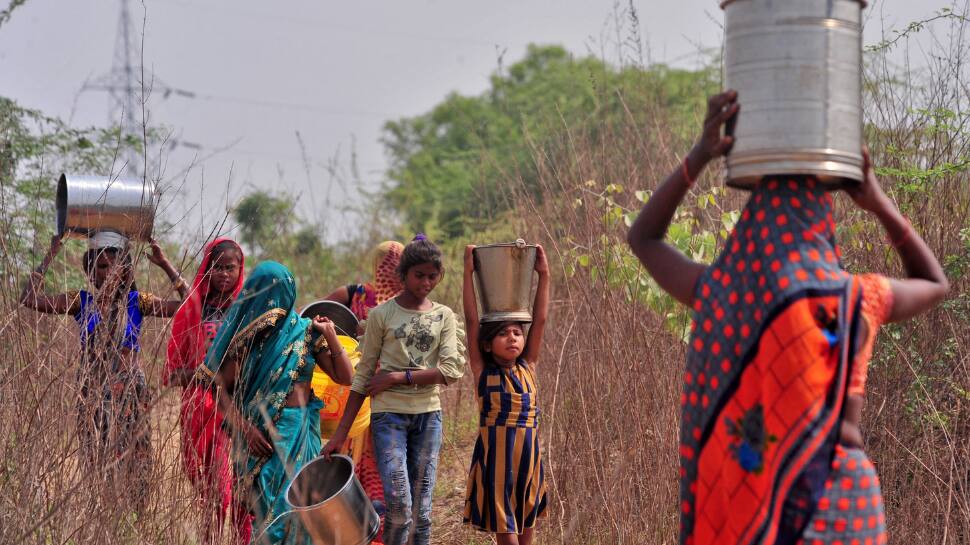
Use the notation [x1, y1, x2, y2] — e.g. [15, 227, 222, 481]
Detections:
[522, 244, 549, 366]
[626, 90, 739, 307]
[310, 316, 354, 386]
[141, 239, 188, 318]
[463, 245, 484, 381]
[20, 235, 78, 315]
[847, 148, 949, 321]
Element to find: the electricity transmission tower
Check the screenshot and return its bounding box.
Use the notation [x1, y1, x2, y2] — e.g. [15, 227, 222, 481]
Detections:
[82, 0, 195, 177]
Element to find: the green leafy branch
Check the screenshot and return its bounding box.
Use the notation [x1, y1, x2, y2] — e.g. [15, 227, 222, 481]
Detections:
[563, 180, 737, 342]
[866, 8, 969, 52]
[875, 157, 970, 194]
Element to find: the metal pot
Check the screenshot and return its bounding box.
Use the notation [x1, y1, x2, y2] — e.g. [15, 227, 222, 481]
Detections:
[56, 174, 157, 240]
[472, 240, 537, 323]
[300, 300, 360, 340]
[721, 0, 865, 189]
[285, 454, 380, 545]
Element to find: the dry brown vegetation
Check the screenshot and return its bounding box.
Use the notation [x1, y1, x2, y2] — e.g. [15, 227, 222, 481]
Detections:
[434, 9, 970, 544]
[3, 8, 970, 545]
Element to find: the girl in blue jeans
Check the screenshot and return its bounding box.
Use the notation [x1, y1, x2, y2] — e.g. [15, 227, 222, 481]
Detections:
[323, 235, 465, 545]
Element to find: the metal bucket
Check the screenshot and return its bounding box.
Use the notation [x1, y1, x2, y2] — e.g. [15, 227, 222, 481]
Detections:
[472, 240, 537, 323]
[286, 454, 380, 545]
[721, 0, 865, 189]
[56, 174, 157, 240]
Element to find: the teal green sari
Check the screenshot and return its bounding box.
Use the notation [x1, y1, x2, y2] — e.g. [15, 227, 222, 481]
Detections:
[202, 261, 322, 545]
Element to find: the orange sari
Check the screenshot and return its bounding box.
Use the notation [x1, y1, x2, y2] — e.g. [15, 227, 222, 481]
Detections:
[682, 178, 862, 545]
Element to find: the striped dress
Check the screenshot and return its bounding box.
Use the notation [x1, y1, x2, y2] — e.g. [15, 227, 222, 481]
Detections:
[463, 359, 547, 533]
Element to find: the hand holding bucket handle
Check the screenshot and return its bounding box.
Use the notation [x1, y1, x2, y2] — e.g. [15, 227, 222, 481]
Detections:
[534, 244, 549, 275]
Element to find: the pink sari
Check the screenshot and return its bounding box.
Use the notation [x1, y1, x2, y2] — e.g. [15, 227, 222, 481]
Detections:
[164, 238, 252, 544]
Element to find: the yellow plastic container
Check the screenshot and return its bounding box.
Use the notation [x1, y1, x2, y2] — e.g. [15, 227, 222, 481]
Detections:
[311, 335, 371, 440]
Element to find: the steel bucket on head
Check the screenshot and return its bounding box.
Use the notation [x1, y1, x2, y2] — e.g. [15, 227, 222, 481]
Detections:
[56, 174, 157, 241]
[285, 454, 380, 545]
[721, 0, 865, 189]
[472, 240, 537, 323]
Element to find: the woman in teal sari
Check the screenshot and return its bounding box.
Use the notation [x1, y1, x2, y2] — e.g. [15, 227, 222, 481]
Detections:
[198, 261, 354, 544]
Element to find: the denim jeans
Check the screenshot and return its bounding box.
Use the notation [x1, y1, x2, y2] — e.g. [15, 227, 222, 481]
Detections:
[370, 411, 443, 545]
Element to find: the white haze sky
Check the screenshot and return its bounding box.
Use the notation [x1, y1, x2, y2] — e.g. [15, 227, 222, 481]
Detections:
[0, 0, 956, 242]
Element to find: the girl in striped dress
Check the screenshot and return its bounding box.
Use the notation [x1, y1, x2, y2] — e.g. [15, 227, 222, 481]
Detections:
[462, 243, 549, 545]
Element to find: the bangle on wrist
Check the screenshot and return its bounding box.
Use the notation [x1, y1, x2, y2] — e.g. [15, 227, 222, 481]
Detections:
[171, 276, 187, 291]
[681, 155, 696, 188]
[405, 369, 414, 386]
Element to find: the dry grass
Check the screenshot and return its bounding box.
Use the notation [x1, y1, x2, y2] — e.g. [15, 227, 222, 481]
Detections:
[3, 9, 970, 545]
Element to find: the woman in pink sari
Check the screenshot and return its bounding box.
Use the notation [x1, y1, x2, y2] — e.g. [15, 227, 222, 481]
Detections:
[164, 238, 252, 544]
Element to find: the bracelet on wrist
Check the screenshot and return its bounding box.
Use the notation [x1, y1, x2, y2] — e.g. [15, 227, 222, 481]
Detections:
[171, 276, 187, 291]
[405, 369, 414, 386]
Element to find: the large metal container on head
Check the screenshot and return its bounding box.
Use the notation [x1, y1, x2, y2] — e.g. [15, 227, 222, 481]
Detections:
[285, 454, 380, 545]
[472, 240, 537, 323]
[721, 0, 865, 189]
[56, 174, 157, 241]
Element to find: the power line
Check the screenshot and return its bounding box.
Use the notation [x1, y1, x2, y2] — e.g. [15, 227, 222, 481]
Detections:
[165, 138, 387, 172]
[187, 91, 397, 120]
[152, 0, 504, 49]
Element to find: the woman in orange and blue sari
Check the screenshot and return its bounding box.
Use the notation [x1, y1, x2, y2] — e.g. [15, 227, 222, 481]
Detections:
[627, 90, 949, 545]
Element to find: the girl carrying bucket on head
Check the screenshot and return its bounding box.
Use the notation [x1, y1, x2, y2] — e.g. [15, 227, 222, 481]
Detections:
[164, 237, 252, 544]
[321, 235, 466, 545]
[461, 243, 549, 545]
[21, 232, 187, 510]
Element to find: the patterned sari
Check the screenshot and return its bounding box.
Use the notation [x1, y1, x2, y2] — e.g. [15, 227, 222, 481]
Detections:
[200, 261, 322, 545]
[681, 178, 863, 545]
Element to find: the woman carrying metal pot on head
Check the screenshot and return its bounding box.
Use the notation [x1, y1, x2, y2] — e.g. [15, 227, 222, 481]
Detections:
[20, 231, 189, 510]
[198, 261, 355, 545]
[626, 90, 949, 545]
[321, 239, 404, 544]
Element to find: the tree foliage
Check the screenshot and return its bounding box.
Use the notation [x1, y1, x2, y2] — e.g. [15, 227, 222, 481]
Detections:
[381, 44, 718, 241]
[232, 190, 295, 255]
[0, 96, 147, 269]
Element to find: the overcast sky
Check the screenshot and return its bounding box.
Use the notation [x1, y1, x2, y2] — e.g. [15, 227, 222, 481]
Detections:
[0, 0, 957, 242]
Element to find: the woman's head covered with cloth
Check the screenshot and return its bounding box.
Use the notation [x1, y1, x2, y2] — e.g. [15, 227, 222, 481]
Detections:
[202, 261, 312, 431]
[164, 237, 244, 385]
[350, 240, 404, 320]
